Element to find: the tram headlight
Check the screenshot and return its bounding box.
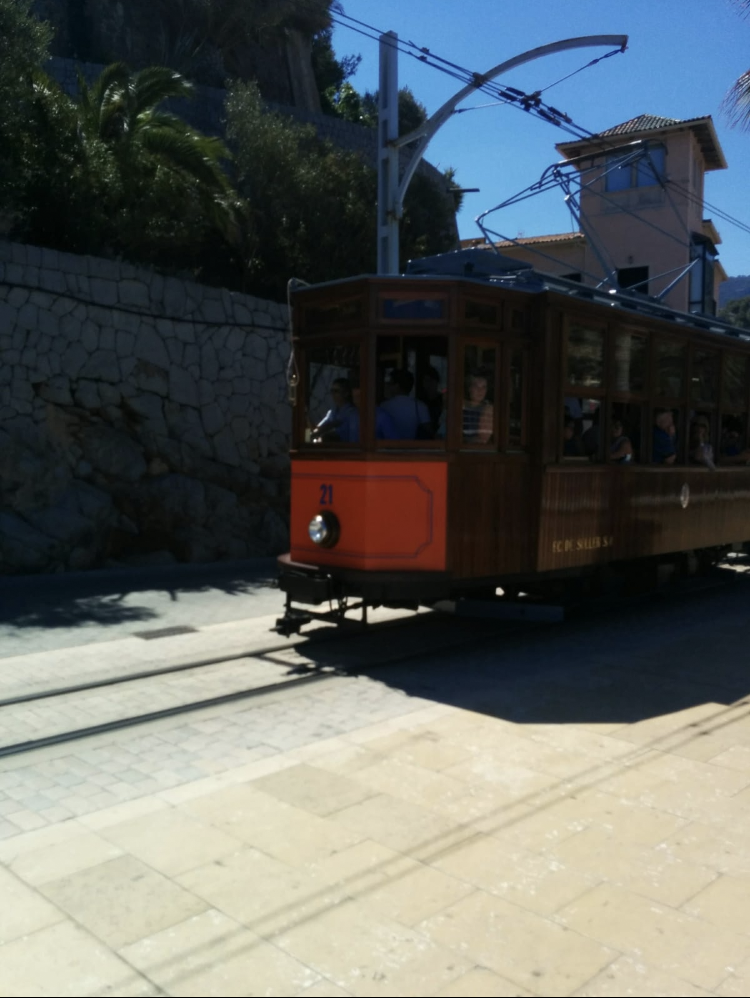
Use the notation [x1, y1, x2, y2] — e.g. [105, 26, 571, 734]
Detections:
[308, 511, 340, 548]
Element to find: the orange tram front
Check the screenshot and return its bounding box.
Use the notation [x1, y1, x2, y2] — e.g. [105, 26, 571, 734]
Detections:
[277, 251, 750, 634]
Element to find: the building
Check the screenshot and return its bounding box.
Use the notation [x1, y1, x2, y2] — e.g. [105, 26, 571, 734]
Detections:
[462, 114, 728, 316]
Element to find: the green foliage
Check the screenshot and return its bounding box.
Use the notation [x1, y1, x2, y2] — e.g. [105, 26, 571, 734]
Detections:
[0, 0, 53, 207]
[226, 80, 458, 298]
[719, 295, 750, 330]
[312, 26, 360, 115]
[147, 0, 333, 81]
[226, 80, 377, 297]
[8, 61, 246, 284]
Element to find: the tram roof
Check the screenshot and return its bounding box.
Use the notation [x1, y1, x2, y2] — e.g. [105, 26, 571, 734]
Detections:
[294, 248, 748, 342]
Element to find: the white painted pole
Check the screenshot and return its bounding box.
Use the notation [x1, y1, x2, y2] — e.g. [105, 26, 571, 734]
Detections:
[377, 31, 399, 275]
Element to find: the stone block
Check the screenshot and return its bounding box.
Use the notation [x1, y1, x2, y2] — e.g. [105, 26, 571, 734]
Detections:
[80, 350, 121, 382]
[81, 319, 99, 352]
[39, 269, 67, 293]
[163, 278, 187, 316]
[250, 336, 269, 361]
[37, 376, 73, 406]
[201, 402, 224, 436]
[125, 392, 164, 422]
[74, 380, 101, 409]
[119, 279, 150, 308]
[90, 277, 118, 306]
[8, 287, 29, 308]
[200, 297, 225, 324]
[167, 338, 183, 365]
[79, 425, 147, 482]
[116, 329, 135, 356]
[225, 328, 245, 352]
[37, 309, 59, 336]
[213, 425, 241, 467]
[29, 290, 54, 309]
[168, 366, 199, 407]
[52, 296, 76, 317]
[113, 309, 140, 333]
[0, 301, 17, 328]
[134, 326, 169, 368]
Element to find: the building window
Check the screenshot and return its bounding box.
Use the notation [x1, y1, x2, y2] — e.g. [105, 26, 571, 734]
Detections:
[617, 266, 649, 295]
[689, 236, 717, 315]
[605, 144, 665, 192]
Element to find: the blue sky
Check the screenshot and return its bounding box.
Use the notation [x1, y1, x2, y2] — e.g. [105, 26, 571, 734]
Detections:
[331, 1, 750, 278]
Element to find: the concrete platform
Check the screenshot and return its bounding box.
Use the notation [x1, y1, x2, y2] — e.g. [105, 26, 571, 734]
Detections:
[2, 571, 750, 996]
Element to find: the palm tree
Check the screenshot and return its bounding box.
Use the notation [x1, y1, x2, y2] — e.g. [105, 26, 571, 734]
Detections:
[723, 0, 750, 128]
[74, 62, 246, 263]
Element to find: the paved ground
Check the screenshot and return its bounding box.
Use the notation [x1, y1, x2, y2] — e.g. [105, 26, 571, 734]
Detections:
[0, 558, 279, 659]
[2, 562, 750, 996]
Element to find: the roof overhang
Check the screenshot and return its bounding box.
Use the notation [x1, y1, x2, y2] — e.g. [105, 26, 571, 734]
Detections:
[556, 116, 727, 171]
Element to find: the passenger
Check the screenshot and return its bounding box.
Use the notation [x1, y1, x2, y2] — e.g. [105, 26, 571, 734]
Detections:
[375, 405, 398, 440]
[608, 418, 633, 463]
[463, 371, 494, 443]
[312, 378, 359, 443]
[720, 418, 750, 465]
[563, 417, 584, 456]
[420, 365, 443, 434]
[689, 418, 716, 470]
[652, 410, 677, 465]
[582, 408, 600, 458]
[380, 369, 433, 440]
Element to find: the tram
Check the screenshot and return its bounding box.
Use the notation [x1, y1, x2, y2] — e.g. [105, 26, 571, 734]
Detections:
[276, 248, 750, 634]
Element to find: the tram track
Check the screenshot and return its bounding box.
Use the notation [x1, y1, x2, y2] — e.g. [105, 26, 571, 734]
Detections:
[1, 564, 744, 761]
[0, 609, 502, 760]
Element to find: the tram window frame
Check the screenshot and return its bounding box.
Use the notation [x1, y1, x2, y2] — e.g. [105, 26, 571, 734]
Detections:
[374, 331, 450, 449]
[564, 319, 606, 391]
[506, 342, 529, 451]
[377, 291, 450, 325]
[460, 340, 499, 450]
[690, 346, 719, 406]
[561, 317, 607, 463]
[612, 329, 649, 396]
[463, 296, 503, 329]
[721, 352, 750, 412]
[653, 336, 687, 401]
[302, 296, 365, 332]
[719, 351, 750, 465]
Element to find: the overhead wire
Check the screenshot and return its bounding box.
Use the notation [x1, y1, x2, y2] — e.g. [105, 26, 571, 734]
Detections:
[330, 8, 750, 264]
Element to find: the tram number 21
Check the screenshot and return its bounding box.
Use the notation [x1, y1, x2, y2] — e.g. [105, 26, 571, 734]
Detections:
[319, 483, 334, 505]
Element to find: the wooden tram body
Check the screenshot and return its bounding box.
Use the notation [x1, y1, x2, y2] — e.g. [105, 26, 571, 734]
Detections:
[277, 252, 750, 631]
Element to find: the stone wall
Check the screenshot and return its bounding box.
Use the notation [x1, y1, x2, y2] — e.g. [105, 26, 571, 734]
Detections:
[0, 240, 292, 574]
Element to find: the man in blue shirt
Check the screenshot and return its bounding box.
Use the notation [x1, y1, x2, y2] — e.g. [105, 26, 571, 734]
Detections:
[653, 410, 677, 464]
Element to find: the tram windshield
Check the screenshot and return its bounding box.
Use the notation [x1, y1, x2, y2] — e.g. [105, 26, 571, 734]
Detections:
[305, 342, 361, 446]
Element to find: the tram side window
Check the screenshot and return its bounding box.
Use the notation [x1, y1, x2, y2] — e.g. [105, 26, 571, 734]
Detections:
[692, 350, 718, 405]
[720, 353, 750, 464]
[306, 344, 361, 445]
[655, 339, 686, 398]
[720, 414, 750, 464]
[463, 345, 496, 445]
[376, 335, 447, 442]
[563, 397, 600, 459]
[567, 324, 604, 389]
